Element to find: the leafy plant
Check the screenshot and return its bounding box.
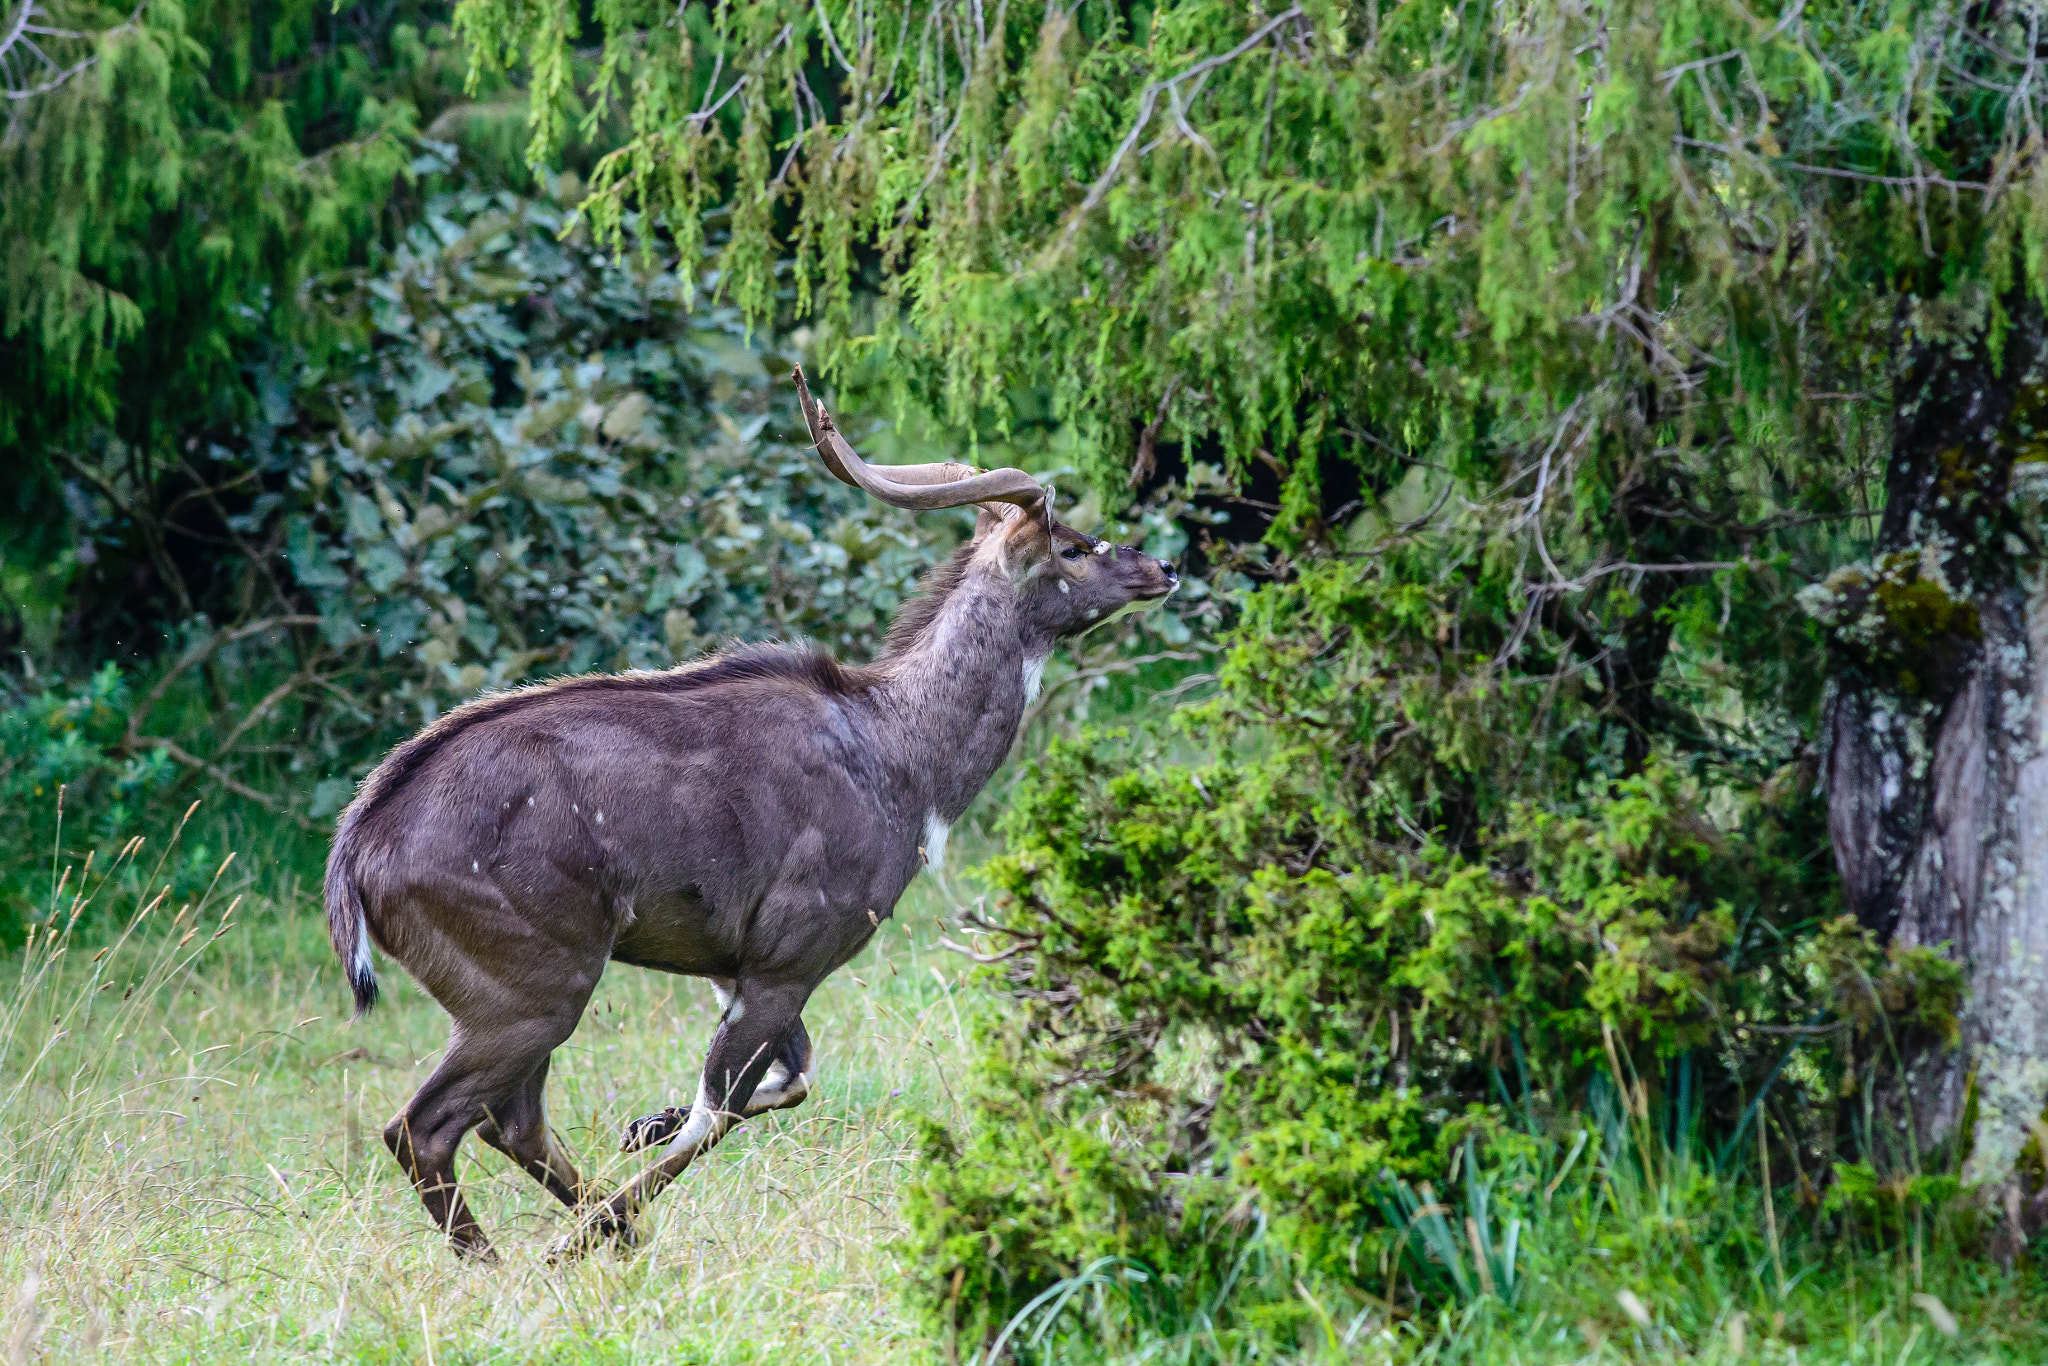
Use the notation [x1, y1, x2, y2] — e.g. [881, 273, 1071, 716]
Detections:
[901, 535, 1966, 1346]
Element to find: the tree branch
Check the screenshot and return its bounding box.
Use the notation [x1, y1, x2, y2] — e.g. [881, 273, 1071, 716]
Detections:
[1060, 7, 1304, 246]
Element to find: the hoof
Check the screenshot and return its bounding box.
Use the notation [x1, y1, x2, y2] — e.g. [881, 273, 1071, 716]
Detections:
[453, 1239, 500, 1266]
[545, 1215, 641, 1265]
[621, 1105, 689, 1153]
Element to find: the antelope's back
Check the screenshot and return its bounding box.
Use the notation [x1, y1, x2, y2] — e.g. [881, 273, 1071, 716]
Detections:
[329, 653, 889, 976]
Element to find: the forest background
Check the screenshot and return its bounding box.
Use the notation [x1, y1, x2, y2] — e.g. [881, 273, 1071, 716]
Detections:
[10, 0, 2048, 1361]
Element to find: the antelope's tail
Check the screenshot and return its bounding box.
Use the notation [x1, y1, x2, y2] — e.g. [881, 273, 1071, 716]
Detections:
[323, 843, 379, 1019]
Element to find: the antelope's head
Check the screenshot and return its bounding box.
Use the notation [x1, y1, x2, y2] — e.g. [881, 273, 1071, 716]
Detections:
[793, 370, 1179, 643]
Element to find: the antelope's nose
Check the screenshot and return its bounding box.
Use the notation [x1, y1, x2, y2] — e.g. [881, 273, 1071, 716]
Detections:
[1156, 558, 1178, 582]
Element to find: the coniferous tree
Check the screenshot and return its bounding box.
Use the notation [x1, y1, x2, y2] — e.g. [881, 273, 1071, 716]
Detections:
[1, 0, 485, 651]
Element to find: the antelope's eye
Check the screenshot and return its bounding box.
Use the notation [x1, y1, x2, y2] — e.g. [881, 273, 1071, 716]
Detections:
[1060, 545, 1086, 561]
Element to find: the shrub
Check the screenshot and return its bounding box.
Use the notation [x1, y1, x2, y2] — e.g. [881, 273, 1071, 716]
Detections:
[902, 549, 1965, 1353]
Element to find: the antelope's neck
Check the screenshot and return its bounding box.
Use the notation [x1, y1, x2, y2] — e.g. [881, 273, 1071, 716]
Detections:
[870, 568, 1047, 823]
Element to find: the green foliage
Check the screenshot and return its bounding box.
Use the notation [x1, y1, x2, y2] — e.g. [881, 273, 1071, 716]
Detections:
[0, 666, 171, 940]
[456, 0, 1999, 577]
[1, 0, 470, 457]
[913, 1081, 2048, 1363]
[0, 1, 580, 677]
[5, 184, 975, 853]
[900, 537, 1968, 1345]
[278, 185, 956, 785]
[0, 665, 267, 945]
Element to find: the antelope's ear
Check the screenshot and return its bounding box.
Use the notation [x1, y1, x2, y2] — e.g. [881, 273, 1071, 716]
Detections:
[971, 502, 1051, 542]
[969, 504, 1052, 577]
[971, 506, 1012, 541]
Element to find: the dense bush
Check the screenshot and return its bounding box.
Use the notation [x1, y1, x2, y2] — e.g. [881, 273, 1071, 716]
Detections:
[903, 542, 1967, 1352]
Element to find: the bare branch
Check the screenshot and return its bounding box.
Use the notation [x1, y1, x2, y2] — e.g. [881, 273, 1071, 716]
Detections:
[1525, 558, 1749, 597]
[939, 935, 1035, 964]
[1674, 135, 1990, 193]
[812, 0, 854, 73]
[2, 0, 142, 103]
[131, 736, 282, 811]
[1061, 7, 1305, 245]
[1658, 0, 1806, 90]
[123, 615, 321, 754]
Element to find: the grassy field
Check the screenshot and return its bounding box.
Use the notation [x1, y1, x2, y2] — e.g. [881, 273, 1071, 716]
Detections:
[0, 819, 972, 1365]
[10, 818, 2048, 1366]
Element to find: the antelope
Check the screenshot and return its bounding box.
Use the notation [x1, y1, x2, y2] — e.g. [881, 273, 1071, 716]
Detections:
[323, 369, 1180, 1261]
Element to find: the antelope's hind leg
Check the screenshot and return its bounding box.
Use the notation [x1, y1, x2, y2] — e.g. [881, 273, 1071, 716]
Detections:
[386, 1014, 587, 1263]
[476, 1055, 594, 1212]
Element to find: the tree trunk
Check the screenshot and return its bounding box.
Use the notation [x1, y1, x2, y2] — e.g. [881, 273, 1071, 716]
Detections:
[1822, 297, 2048, 1243]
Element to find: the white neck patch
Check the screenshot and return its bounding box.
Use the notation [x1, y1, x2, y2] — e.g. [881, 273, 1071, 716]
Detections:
[923, 809, 952, 874]
[1022, 652, 1050, 704]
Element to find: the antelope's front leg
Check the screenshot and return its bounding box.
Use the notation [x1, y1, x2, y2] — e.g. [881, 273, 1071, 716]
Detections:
[620, 1010, 814, 1152]
[552, 979, 812, 1260]
[618, 970, 811, 1155]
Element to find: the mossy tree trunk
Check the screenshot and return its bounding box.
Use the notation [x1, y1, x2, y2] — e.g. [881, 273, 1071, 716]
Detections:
[1823, 299, 2048, 1239]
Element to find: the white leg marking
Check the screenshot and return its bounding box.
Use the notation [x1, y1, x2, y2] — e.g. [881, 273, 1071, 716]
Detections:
[662, 1079, 730, 1161]
[747, 1059, 810, 1113]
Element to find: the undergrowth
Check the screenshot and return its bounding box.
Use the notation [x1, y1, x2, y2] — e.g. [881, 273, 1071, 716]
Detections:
[1, 794, 2047, 1365]
[943, 1074, 2048, 1364]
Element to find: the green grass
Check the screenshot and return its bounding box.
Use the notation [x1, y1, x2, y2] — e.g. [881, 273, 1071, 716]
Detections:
[0, 817, 973, 1364]
[944, 1120, 2048, 1366]
[7, 813, 2048, 1365]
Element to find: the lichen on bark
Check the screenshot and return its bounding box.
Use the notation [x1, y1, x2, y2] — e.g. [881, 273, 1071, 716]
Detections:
[1818, 299, 2048, 1245]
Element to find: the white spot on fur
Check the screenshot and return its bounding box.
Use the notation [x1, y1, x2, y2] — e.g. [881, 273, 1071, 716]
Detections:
[472, 860, 480, 873]
[595, 810, 604, 824]
[526, 796, 534, 805]
[711, 981, 735, 1015]
[351, 913, 373, 980]
[923, 810, 952, 873]
[1093, 540, 1110, 554]
[1023, 653, 1050, 704]
[1058, 580, 1071, 594]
